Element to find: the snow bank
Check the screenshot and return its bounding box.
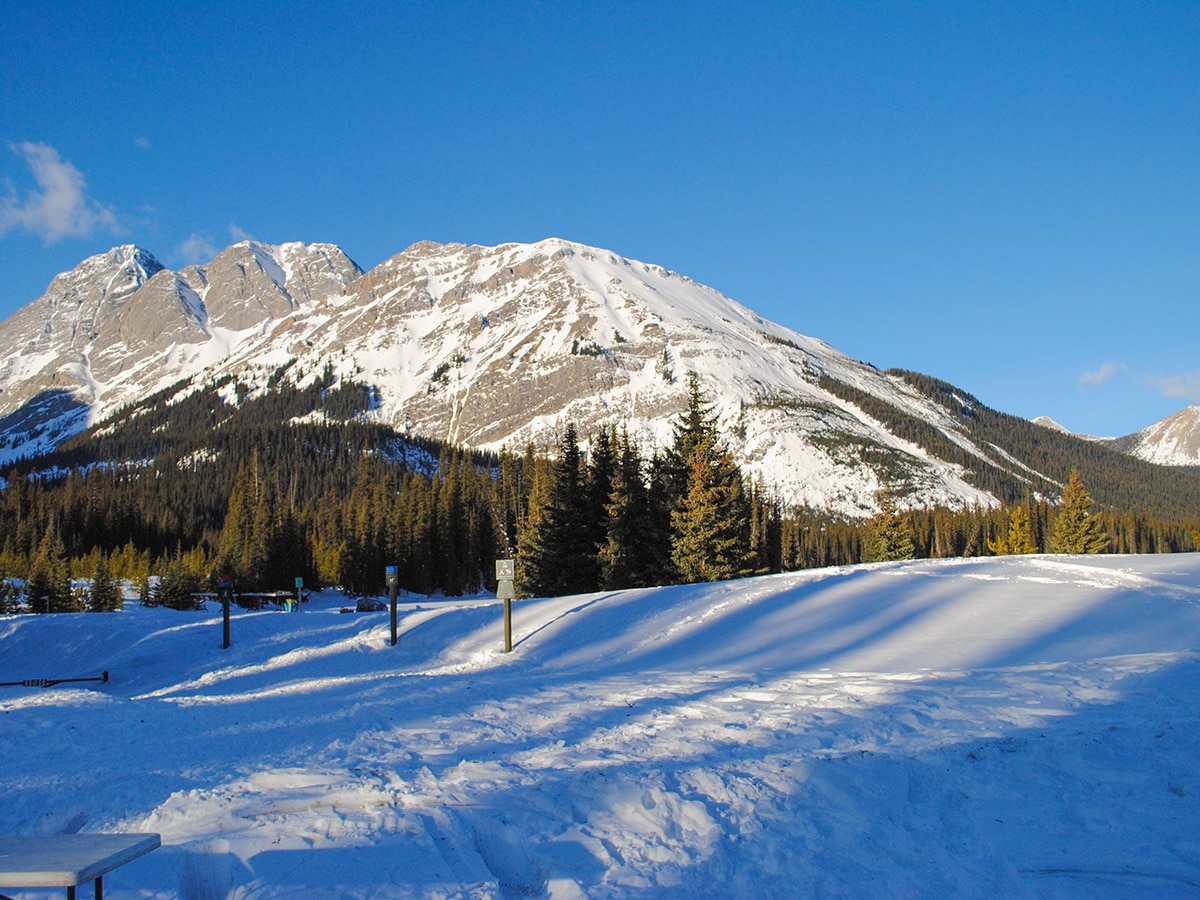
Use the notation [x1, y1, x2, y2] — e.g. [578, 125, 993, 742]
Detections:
[2, 555, 1200, 897]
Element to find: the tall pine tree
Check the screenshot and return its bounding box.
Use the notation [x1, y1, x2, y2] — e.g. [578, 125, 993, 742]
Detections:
[600, 430, 668, 589]
[669, 376, 754, 583]
[89, 552, 123, 611]
[988, 503, 1038, 555]
[25, 527, 73, 613]
[862, 485, 915, 563]
[520, 425, 601, 596]
[515, 450, 554, 596]
[1049, 470, 1110, 554]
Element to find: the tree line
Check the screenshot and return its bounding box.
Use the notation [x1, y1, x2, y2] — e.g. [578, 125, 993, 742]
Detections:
[0, 373, 1197, 612]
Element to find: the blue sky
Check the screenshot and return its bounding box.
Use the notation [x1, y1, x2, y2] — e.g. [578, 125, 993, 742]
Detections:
[1, 1, 1196, 437]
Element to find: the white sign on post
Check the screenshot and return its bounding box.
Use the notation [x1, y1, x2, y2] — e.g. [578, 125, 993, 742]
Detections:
[496, 559, 516, 652]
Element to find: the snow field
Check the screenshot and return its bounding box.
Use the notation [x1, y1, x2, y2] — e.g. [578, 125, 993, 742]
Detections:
[1, 554, 1200, 897]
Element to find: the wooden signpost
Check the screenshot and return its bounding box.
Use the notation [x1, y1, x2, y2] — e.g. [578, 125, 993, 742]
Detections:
[496, 559, 515, 652]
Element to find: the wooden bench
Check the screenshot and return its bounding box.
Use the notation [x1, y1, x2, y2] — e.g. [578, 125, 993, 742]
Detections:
[0, 833, 160, 899]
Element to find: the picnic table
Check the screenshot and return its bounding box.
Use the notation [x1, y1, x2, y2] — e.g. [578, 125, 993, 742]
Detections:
[0, 833, 160, 899]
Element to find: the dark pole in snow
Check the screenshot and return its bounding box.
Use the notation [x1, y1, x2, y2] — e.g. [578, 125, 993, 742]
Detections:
[1, 671, 109, 689]
[218, 578, 233, 649]
[504, 598, 512, 653]
[386, 565, 399, 646]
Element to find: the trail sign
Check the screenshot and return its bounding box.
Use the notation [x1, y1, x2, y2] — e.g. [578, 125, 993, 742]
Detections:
[495, 559, 516, 652]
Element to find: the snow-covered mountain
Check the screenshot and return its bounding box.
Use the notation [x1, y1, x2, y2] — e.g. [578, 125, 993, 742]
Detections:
[1036, 408, 1200, 468]
[1031, 415, 1079, 436]
[1110, 405, 1200, 468]
[0, 241, 361, 460]
[0, 238, 1123, 514]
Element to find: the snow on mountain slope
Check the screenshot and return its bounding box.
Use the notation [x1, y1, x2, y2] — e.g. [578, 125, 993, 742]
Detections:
[0, 238, 1016, 513]
[1115, 405, 1200, 467]
[0, 241, 362, 464]
[211, 239, 1005, 514]
[2, 554, 1199, 897]
[1032, 415, 1073, 435]
[1036, 408, 1200, 468]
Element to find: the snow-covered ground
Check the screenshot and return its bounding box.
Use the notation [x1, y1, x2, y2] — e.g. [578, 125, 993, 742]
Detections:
[3, 554, 1200, 898]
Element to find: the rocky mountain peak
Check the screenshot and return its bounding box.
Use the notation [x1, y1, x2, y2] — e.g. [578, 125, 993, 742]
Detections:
[1117, 405, 1200, 467]
[0, 237, 1195, 515]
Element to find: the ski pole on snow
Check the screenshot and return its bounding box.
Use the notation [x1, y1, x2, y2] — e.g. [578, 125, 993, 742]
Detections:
[0, 670, 109, 689]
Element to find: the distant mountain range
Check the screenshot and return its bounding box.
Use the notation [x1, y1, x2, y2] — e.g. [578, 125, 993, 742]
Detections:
[1, 239, 1197, 517]
[1032, 408, 1200, 468]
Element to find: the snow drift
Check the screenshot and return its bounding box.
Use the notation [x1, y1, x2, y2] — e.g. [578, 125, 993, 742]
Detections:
[2, 554, 1200, 897]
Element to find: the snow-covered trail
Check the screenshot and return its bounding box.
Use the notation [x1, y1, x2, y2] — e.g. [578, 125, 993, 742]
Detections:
[2, 555, 1199, 897]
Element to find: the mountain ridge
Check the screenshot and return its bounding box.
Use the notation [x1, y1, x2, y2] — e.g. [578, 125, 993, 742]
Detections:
[1033, 407, 1200, 468]
[1, 238, 1196, 516]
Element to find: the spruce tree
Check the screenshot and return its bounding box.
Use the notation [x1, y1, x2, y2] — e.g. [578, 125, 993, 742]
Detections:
[587, 427, 617, 561]
[217, 459, 257, 587]
[89, 552, 123, 612]
[521, 425, 600, 596]
[863, 486, 915, 563]
[669, 376, 754, 583]
[600, 431, 664, 589]
[153, 555, 204, 610]
[25, 528, 73, 613]
[515, 452, 554, 596]
[0, 563, 14, 614]
[749, 483, 783, 574]
[434, 454, 466, 595]
[1049, 470, 1110, 554]
[643, 452, 680, 585]
[493, 446, 524, 558]
[988, 503, 1038, 555]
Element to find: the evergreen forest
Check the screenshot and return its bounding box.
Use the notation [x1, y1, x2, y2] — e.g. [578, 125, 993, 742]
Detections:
[0, 371, 1197, 613]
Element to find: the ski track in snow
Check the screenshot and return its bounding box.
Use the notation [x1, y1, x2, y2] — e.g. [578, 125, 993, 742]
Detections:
[2, 555, 1200, 898]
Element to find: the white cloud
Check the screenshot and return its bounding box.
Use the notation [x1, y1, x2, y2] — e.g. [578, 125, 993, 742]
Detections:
[0, 142, 119, 242]
[1149, 371, 1200, 403]
[133, 136, 151, 149]
[228, 223, 255, 243]
[175, 232, 220, 265]
[1078, 362, 1119, 389]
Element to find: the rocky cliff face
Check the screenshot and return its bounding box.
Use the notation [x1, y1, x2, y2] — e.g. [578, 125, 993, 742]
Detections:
[0, 236, 1141, 515]
[0, 241, 361, 432]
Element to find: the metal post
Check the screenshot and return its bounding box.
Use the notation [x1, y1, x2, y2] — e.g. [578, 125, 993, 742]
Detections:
[504, 598, 512, 652]
[218, 579, 233, 649]
[386, 565, 399, 646]
[295, 576, 303, 612]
